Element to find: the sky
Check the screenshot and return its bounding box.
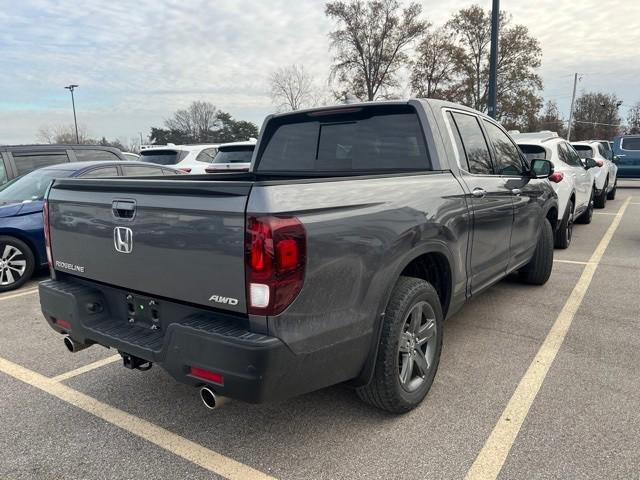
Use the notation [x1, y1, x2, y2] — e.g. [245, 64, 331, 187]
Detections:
[1, 0, 639, 145]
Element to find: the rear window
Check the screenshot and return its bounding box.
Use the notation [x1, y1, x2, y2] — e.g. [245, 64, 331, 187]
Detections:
[139, 150, 181, 165]
[74, 149, 121, 162]
[622, 137, 640, 150]
[257, 105, 430, 173]
[573, 145, 594, 159]
[213, 146, 254, 164]
[518, 144, 547, 162]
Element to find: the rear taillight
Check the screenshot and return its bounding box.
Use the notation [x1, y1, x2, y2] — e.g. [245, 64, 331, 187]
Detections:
[179, 167, 192, 173]
[245, 216, 306, 316]
[595, 159, 604, 167]
[548, 171, 564, 183]
[43, 200, 52, 268]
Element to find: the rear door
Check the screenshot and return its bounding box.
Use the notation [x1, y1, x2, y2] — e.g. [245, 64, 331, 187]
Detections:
[47, 178, 251, 312]
[447, 111, 513, 294]
[562, 143, 592, 210]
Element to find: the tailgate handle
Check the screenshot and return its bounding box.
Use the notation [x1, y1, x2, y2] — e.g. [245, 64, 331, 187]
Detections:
[112, 200, 136, 220]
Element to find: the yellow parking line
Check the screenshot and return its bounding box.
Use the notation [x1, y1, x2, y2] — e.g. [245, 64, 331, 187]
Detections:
[0, 357, 275, 480]
[465, 196, 631, 480]
[593, 212, 618, 215]
[0, 287, 39, 301]
[553, 259, 591, 265]
[50, 355, 122, 382]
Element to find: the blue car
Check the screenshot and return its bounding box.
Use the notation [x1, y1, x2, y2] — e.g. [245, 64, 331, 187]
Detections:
[0, 161, 182, 291]
[612, 135, 640, 178]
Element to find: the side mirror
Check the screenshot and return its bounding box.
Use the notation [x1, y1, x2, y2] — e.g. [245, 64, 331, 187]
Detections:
[584, 158, 598, 169]
[529, 158, 554, 178]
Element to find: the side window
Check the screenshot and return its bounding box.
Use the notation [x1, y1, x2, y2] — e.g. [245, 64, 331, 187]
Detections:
[74, 150, 121, 162]
[450, 112, 493, 175]
[80, 166, 119, 178]
[598, 144, 607, 159]
[195, 148, 217, 163]
[122, 165, 165, 176]
[0, 158, 7, 185]
[563, 143, 583, 167]
[12, 152, 69, 175]
[482, 121, 525, 176]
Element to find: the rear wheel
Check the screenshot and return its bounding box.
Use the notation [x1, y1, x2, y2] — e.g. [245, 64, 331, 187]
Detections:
[357, 277, 443, 414]
[576, 188, 594, 224]
[519, 219, 553, 285]
[594, 178, 608, 208]
[554, 200, 573, 249]
[0, 236, 35, 292]
[607, 179, 617, 200]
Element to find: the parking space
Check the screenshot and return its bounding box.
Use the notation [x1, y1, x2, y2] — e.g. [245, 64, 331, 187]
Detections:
[1, 185, 638, 479]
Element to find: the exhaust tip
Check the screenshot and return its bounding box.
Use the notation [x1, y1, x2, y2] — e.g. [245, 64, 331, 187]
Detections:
[63, 335, 75, 352]
[200, 387, 218, 410]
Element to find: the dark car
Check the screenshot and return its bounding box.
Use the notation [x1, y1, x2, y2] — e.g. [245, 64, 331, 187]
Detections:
[0, 144, 127, 187]
[612, 135, 640, 178]
[0, 161, 182, 291]
[40, 99, 558, 413]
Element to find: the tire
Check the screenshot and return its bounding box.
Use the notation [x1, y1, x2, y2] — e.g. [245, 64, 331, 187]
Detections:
[575, 188, 594, 225]
[594, 178, 608, 208]
[607, 180, 617, 200]
[554, 200, 573, 249]
[0, 236, 35, 292]
[357, 277, 443, 414]
[519, 219, 553, 285]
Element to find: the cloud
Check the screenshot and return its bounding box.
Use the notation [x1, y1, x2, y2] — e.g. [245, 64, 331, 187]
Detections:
[1, 0, 639, 144]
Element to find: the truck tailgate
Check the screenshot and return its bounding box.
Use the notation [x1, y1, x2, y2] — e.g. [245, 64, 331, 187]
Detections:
[47, 178, 251, 313]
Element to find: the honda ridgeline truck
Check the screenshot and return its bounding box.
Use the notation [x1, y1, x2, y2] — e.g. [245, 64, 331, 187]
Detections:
[40, 100, 558, 413]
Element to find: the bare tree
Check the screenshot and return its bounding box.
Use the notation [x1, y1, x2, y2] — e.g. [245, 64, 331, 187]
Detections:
[535, 100, 567, 137]
[572, 92, 622, 140]
[627, 102, 640, 134]
[410, 27, 460, 98]
[270, 64, 316, 111]
[37, 124, 92, 144]
[165, 101, 220, 142]
[325, 0, 426, 101]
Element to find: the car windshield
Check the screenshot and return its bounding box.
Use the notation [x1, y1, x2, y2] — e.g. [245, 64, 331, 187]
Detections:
[213, 146, 254, 164]
[139, 149, 181, 165]
[621, 137, 640, 150]
[518, 144, 546, 162]
[0, 168, 74, 204]
[573, 145, 593, 158]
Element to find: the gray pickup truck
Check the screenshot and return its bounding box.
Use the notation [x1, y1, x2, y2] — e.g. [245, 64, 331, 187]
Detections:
[40, 100, 558, 413]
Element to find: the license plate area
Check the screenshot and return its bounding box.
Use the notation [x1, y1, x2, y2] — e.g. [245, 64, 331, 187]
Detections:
[125, 292, 162, 331]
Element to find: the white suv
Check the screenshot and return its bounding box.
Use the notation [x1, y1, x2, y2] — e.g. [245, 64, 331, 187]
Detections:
[571, 141, 618, 207]
[204, 140, 256, 173]
[514, 132, 596, 248]
[138, 144, 219, 174]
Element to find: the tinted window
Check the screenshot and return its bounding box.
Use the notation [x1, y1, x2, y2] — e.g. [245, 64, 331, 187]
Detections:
[74, 150, 120, 162]
[0, 168, 74, 202]
[80, 166, 119, 177]
[122, 165, 165, 176]
[13, 152, 69, 175]
[258, 106, 430, 172]
[450, 112, 493, 175]
[139, 150, 180, 165]
[446, 112, 467, 167]
[573, 145, 594, 159]
[598, 144, 607, 158]
[0, 160, 7, 185]
[195, 148, 217, 163]
[213, 146, 254, 164]
[518, 144, 547, 162]
[562, 143, 584, 167]
[621, 137, 640, 150]
[483, 121, 524, 175]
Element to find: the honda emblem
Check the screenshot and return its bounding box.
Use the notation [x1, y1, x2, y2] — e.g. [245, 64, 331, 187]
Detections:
[114, 226, 133, 254]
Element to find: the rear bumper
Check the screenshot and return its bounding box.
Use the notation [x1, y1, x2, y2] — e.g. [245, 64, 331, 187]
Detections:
[39, 278, 304, 403]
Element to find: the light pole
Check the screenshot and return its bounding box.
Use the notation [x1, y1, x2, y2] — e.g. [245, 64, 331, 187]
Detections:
[64, 84, 79, 143]
[487, 0, 499, 118]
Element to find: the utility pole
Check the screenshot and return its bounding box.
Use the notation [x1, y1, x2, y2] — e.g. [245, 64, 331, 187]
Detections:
[64, 84, 80, 143]
[566, 74, 580, 141]
[487, 0, 499, 118]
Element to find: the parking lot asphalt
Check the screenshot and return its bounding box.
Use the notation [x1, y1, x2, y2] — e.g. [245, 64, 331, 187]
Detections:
[1, 183, 638, 480]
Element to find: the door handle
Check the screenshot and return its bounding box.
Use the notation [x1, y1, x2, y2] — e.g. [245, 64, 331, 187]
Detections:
[472, 188, 486, 198]
[512, 188, 522, 196]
